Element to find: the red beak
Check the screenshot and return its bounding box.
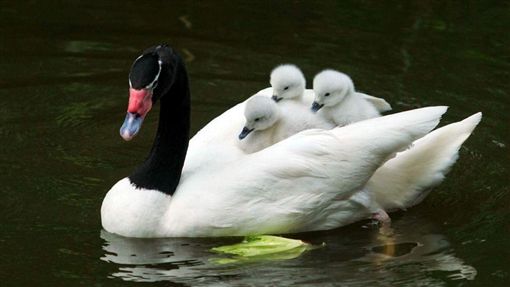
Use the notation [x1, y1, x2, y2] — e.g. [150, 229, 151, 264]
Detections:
[128, 88, 153, 117]
[119, 88, 153, 141]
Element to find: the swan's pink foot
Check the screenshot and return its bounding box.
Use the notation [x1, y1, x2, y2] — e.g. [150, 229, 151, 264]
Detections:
[372, 209, 393, 235]
[372, 209, 391, 227]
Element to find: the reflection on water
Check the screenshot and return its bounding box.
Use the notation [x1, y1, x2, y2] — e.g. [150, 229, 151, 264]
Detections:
[100, 231, 233, 284]
[100, 215, 477, 285]
[101, 233, 188, 282]
[364, 234, 476, 282]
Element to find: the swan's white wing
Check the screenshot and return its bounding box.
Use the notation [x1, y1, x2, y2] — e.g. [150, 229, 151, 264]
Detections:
[368, 112, 482, 210]
[188, 103, 244, 147]
[169, 106, 448, 236]
[358, 93, 392, 113]
[183, 102, 246, 174]
[255, 87, 273, 96]
[184, 87, 316, 170]
[184, 87, 276, 171]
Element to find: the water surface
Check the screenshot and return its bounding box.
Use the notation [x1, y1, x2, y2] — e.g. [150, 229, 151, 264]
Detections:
[1, 1, 509, 286]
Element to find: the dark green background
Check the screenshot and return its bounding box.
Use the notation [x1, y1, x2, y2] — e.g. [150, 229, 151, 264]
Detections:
[1, 1, 508, 286]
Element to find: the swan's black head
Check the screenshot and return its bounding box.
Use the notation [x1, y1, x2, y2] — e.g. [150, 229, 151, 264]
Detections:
[121, 44, 180, 141]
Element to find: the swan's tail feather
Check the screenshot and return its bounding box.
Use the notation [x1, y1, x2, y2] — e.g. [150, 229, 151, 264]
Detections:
[368, 112, 482, 211]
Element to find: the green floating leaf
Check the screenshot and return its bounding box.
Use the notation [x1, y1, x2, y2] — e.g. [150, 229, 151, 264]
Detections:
[210, 235, 324, 265]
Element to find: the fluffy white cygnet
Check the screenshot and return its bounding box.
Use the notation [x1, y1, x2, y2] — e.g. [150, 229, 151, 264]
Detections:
[312, 70, 391, 126]
[238, 95, 334, 153]
[270, 64, 314, 104]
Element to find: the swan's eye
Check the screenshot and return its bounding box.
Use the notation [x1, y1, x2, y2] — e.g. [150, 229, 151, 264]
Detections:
[324, 93, 330, 97]
[254, 118, 261, 122]
[284, 86, 289, 90]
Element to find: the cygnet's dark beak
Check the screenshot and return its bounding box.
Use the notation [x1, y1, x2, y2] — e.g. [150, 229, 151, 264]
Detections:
[311, 102, 324, 113]
[238, 127, 254, 140]
[271, 95, 282, 102]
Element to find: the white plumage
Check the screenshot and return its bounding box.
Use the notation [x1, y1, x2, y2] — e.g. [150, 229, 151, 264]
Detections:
[368, 112, 482, 211]
[101, 105, 482, 237]
[240, 65, 391, 154]
[102, 50, 481, 238]
[312, 69, 391, 125]
[238, 95, 334, 153]
[270, 64, 307, 102]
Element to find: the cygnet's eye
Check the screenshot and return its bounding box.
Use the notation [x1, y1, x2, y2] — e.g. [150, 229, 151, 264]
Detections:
[324, 92, 330, 97]
[284, 86, 289, 90]
[254, 117, 261, 122]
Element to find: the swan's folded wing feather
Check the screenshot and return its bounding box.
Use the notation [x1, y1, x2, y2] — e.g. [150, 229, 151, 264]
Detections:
[171, 106, 448, 236]
[248, 106, 449, 201]
[173, 129, 375, 236]
[369, 112, 482, 210]
[212, 106, 447, 233]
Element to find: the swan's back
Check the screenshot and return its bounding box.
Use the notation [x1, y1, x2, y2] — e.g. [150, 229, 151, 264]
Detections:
[278, 100, 335, 134]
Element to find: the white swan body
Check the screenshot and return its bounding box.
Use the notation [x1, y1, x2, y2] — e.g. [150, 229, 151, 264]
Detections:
[103, 106, 454, 237]
[312, 70, 391, 125]
[186, 90, 481, 216]
[238, 96, 334, 153]
[101, 48, 481, 238]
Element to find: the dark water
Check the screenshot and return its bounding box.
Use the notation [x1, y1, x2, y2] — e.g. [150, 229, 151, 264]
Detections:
[1, 1, 509, 286]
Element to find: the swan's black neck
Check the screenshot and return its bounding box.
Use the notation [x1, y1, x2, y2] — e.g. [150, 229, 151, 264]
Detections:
[129, 57, 190, 195]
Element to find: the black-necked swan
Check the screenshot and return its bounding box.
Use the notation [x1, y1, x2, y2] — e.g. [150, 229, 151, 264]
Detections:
[101, 44, 481, 238]
[238, 95, 334, 153]
[311, 69, 391, 124]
